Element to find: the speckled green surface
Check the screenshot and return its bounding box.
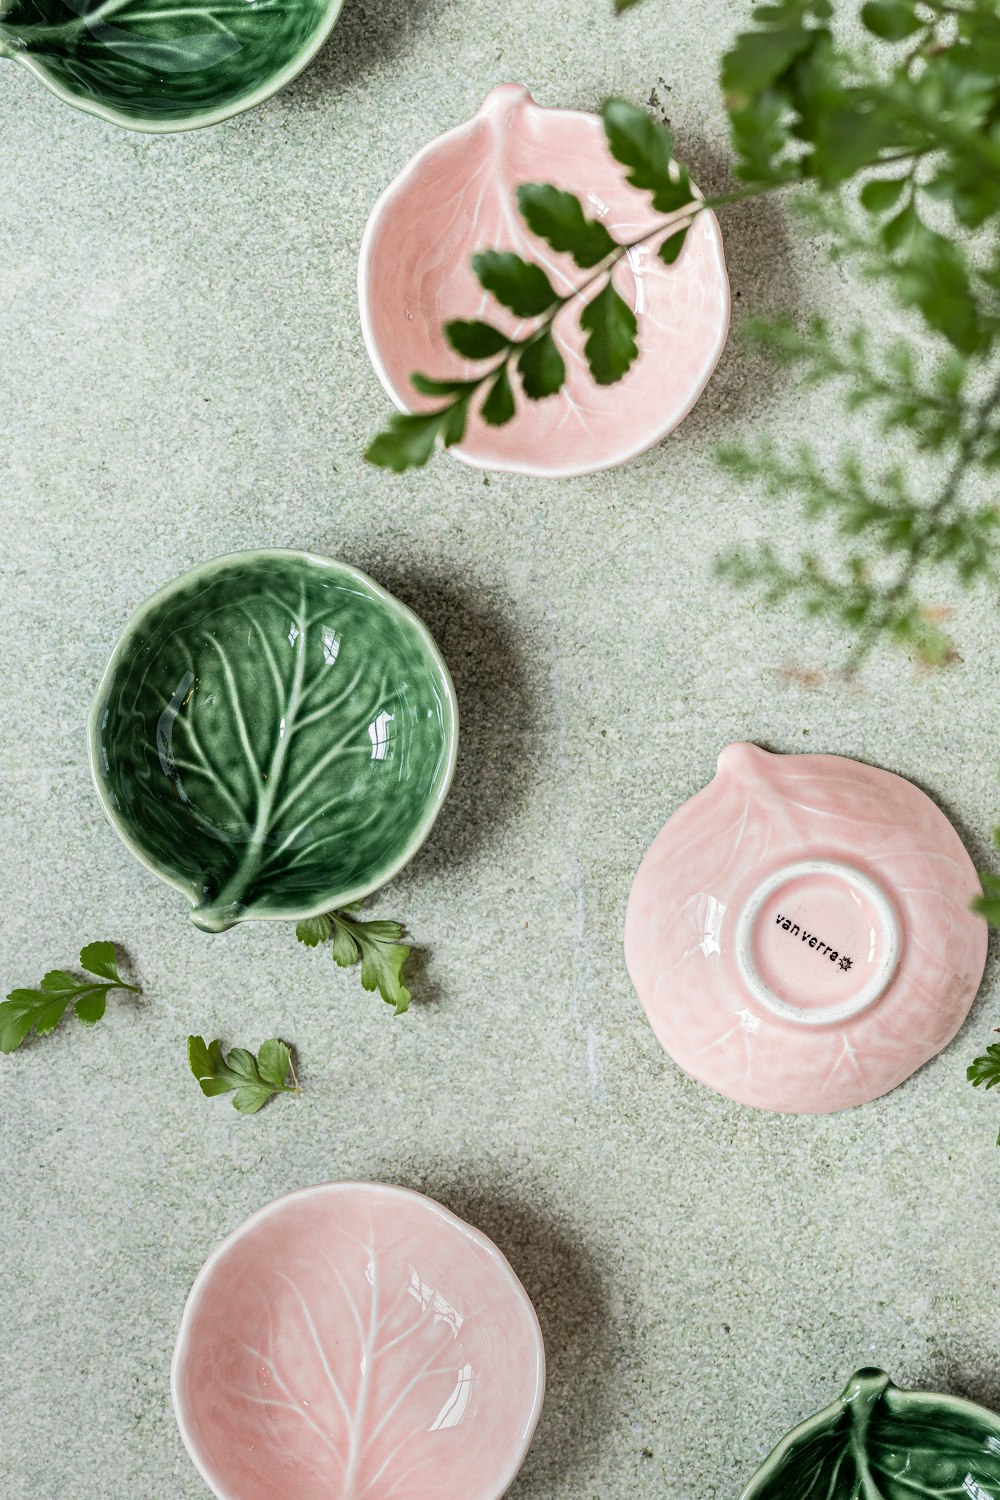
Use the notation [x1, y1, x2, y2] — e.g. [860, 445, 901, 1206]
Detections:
[2, 2, 1000, 1498]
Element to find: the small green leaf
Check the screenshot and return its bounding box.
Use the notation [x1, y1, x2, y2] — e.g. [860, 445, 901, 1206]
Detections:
[223, 1047, 258, 1082]
[859, 177, 908, 214]
[187, 1035, 295, 1114]
[365, 411, 443, 472]
[516, 183, 618, 268]
[187, 1034, 213, 1077]
[331, 922, 361, 967]
[39, 970, 83, 995]
[895, 226, 984, 356]
[409, 373, 478, 397]
[440, 396, 471, 447]
[0, 992, 65, 1053]
[518, 330, 567, 399]
[972, 873, 1000, 926]
[968, 1043, 1000, 1090]
[472, 251, 558, 318]
[443, 320, 512, 359]
[296, 914, 333, 947]
[579, 281, 639, 385]
[881, 201, 918, 252]
[861, 0, 921, 40]
[358, 937, 412, 1017]
[231, 1086, 271, 1115]
[602, 98, 674, 193]
[481, 368, 516, 426]
[79, 941, 137, 989]
[73, 989, 109, 1026]
[332, 911, 411, 1013]
[658, 226, 689, 264]
[256, 1039, 293, 1091]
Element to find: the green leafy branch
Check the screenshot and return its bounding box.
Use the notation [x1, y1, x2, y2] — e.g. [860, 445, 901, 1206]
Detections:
[296, 902, 412, 1014]
[706, 0, 1000, 666]
[0, 942, 140, 1054]
[368, 0, 1000, 671]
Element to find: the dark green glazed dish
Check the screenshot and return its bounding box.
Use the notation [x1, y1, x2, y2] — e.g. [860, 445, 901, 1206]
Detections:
[89, 551, 458, 932]
[0, 0, 344, 132]
[741, 1369, 1000, 1500]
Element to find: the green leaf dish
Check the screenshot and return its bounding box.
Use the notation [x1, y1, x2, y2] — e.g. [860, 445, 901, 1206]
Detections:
[740, 1368, 1000, 1500]
[89, 551, 458, 933]
[0, 0, 344, 133]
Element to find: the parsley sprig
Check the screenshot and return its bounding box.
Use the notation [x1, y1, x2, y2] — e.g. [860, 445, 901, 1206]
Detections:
[188, 1036, 299, 1114]
[296, 902, 412, 1014]
[1, 942, 140, 1054]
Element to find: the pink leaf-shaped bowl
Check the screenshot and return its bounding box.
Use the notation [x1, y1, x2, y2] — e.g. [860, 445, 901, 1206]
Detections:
[623, 743, 988, 1114]
[171, 1183, 545, 1500]
[358, 83, 730, 478]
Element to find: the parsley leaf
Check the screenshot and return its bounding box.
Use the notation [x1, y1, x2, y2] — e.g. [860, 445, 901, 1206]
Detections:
[968, 1045, 1000, 1090]
[602, 98, 674, 194]
[364, 411, 444, 472]
[580, 280, 639, 385]
[471, 252, 558, 317]
[187, 1036, 298, 1114]
[481, 368, 517, 426]
[518, 329, 567, 399]
[296, 904, 412, 1014]
[972, 872, 1000, 926]
[860, 0, 921, 41]
[1, 942, 140, 1054]
[516, 184, 618, 268]
[443, 320, 511, 359]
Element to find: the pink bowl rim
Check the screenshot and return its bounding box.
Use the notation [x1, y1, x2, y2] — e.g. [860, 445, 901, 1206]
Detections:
[356, 82, 732, 480]
[170, 1179, 547, 1500]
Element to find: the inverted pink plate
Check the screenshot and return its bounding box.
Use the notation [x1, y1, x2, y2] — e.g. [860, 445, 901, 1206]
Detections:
[624, 743, 988, 1114]
[358, 83, 730, 478]
[171, 1183, 545, 1500]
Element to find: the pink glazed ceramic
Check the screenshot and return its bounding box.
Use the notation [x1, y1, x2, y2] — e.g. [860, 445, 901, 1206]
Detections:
[624, 743, 988, 1113]
[358, 83, 730, 478]
[171, 1183, 545, 1500]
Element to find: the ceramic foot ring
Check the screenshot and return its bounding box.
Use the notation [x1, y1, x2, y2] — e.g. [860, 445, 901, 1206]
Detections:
[624, 742, 988, 1113]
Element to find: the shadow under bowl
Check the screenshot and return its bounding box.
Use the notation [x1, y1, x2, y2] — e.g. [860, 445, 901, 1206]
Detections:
[89, 550, 458, 932]
[0, 0, 345, 132]
[171, 1182, 546, 1500]
[741, 1369, 1000, 1499]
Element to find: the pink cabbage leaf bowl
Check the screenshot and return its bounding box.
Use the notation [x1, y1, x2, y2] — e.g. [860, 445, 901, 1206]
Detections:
[171, 1182, 546, 1500]
[358, 82, 730, 478]
[624, 742, 989, 1114]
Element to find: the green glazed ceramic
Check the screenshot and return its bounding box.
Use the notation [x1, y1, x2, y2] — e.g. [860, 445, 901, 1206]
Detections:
[0, 0, 344, 133]
[89, 551, 458, 933]
[741, 1369, 1000, 1500]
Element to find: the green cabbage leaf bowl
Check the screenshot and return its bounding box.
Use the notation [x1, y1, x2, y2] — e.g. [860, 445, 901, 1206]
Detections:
[741, 1368, 1000, 1500]
[89, 551, 457, 933]
[0, 0, 343, 132]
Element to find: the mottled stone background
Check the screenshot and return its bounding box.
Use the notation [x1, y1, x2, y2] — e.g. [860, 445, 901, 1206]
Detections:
[2, 1, 998, 1496]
